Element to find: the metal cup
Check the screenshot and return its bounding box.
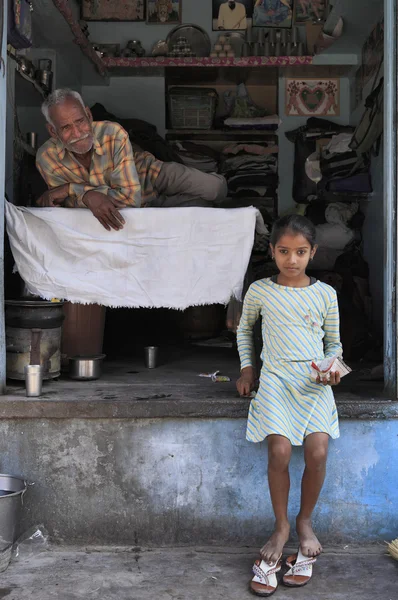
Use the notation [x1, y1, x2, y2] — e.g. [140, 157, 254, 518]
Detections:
[258, 28, 266, 44]
[24, 365, 43, 397]
[297, 42, 305, 56]
[26, 132, 38, 150]
[241, 42, 251, 57]
[144, 346, 159, 369]
[252, 42, 263, 56]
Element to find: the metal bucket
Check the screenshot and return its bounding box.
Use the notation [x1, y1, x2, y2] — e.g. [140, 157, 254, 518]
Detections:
[0, 474, 27, 572]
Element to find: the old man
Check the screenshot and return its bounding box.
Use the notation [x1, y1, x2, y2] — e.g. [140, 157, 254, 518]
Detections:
[36, 88, 227, 231]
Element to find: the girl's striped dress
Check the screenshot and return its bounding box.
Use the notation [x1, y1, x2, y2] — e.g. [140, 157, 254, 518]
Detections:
[237, 278, 342, 446]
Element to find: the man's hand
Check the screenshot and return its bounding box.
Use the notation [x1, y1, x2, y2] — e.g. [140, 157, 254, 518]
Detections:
[83, 191, 126, 231]
[36, 184, 70, 207]
[237, 366, 255, 397]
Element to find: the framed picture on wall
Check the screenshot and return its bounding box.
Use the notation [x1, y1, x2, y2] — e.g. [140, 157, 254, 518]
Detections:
[294, 0, 329, 24]
[253, 0, 294, 28]
[285, 79, 340, 117]
[146, 0, 182, 24]
[81, 0, 145, 21]
[212, 0, 253, 31]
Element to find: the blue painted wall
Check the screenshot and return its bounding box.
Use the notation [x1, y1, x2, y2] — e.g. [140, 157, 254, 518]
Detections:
[0, 417, 397, 544]
[0, 0, 7, 391]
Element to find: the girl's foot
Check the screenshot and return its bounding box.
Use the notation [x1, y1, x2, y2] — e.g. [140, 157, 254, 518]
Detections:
[260, 523, 290, 565]
[296, 516, 322, 557]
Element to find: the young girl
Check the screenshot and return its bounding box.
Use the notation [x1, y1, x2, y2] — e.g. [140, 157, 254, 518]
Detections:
[237, 215, 342, 596]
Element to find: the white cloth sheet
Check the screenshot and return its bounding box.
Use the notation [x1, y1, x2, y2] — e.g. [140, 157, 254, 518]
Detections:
[5, 202, 265, 310]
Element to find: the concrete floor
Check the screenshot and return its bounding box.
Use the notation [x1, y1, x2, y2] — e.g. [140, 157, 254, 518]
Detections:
[0, 545, 396, 600]
[5, 346, 385, 401]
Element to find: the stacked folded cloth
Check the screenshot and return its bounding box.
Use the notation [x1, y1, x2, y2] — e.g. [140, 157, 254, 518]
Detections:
[223, 115, 280, 131]
[171, 141, 220, 173]
[220, 142, 279, 199]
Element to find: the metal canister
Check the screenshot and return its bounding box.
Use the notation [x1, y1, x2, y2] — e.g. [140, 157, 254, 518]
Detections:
[26, 132, 38, 150]
[24, 365, 43, 397]
[144, 346, 159, 369]
[252, 42, 263, 56]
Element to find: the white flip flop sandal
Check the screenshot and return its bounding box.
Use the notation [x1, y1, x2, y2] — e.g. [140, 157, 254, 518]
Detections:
[249, 555, 283, 597]
[282, 547, 317, 587]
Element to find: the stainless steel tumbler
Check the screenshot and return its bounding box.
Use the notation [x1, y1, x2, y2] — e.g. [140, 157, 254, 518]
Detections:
[24, 365, 43, 397]
[144, 346, 159, 369]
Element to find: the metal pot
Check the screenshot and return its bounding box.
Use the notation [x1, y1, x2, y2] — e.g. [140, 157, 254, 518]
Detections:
[5, 300, 65, 329]
[68, 354, 106, 381]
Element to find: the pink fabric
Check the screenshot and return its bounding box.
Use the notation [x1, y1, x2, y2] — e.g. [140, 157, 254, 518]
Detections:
[103, 56, 313, 68]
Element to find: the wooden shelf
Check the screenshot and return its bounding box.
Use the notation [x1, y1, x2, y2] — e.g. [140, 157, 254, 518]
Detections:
[102, 56, 313, 69]
[166, 129, 279, 142]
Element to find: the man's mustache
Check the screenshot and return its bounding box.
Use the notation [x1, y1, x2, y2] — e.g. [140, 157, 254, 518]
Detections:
[69, 133, 91, 144]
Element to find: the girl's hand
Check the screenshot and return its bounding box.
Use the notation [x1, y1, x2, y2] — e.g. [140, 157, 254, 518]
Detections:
[316, 371, 341, 386]
[237, 367, 255, 397]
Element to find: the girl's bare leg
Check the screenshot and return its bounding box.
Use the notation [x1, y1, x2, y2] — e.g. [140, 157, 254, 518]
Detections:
[296, 432, 329, 557]
[261, 434, 292, 565]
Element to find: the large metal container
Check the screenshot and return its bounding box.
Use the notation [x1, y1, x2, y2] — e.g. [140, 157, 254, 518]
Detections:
[5, 300, 65, 380]
[0, 474, 27, 573]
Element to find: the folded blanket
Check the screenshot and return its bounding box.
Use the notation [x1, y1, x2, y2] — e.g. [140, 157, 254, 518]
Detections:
[5, 202, 265, 309]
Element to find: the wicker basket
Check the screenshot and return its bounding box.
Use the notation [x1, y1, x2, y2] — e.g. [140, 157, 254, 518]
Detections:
[168, 87, 218, 130]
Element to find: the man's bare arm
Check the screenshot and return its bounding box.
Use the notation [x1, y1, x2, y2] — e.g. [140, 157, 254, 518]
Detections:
[36, 184, 70, 207]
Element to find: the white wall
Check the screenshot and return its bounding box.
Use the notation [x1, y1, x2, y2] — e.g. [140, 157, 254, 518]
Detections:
[82, 1, 219, 134]
[82, 76, 166, 134]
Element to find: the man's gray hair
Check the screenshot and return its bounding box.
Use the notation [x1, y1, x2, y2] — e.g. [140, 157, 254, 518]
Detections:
[41, 89, 86, 125]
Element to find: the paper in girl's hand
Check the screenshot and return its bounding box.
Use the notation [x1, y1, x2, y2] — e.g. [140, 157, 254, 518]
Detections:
[311, 355, 352, 381]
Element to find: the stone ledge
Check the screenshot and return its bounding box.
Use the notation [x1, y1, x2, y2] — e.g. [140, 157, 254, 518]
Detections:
[0, 389, 396, 420]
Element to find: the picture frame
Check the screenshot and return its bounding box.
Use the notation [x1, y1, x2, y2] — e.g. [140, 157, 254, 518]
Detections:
[81, 0, 145, 22]
[252, 0, 294, 29]
[294, 0, 329, 25]
[285, 78, 340, 117]
[212, 0, 253, 31]
[146, 0, 182, 25]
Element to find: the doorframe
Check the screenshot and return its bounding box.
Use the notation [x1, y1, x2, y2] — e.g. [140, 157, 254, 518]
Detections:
[384, 0, 397, 396]
[0, 0, 6, 394]
[0, 2, 397, 397]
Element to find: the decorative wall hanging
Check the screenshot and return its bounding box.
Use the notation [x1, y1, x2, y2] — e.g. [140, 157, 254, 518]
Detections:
[295, 0, 328, 24]
[147, 0, 182, 24]
[362, 19, 384, 89]
[285, 78, 340, 116]
[212, 0, 253, 31]
[253, 0, 293, 28]
[81, 0, 145, 21]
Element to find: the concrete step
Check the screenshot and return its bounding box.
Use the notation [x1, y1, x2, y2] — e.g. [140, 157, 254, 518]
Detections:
[0, 545, 395, 600]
